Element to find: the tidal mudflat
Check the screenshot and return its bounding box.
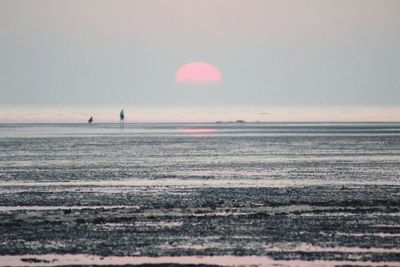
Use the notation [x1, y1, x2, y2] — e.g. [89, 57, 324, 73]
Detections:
[0, 123, 400, 266]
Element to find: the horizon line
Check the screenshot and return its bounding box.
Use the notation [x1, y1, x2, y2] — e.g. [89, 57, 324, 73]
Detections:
[1, 121, 400, 124]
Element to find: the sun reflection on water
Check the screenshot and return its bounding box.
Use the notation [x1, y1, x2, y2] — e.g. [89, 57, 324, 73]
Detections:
[180, 128, 217, 137]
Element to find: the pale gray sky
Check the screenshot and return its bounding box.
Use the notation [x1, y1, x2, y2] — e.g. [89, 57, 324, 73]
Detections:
[1, 0, 400, 121]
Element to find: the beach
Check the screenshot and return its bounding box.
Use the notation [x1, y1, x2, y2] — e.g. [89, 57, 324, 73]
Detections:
[0, 123, 399, 266]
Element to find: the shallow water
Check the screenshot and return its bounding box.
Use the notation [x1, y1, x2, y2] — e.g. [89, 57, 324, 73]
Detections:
[2, 123, 400, 184]
[0, 123, 399, 266]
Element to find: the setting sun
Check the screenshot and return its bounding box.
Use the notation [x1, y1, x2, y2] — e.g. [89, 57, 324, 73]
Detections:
[175, 62, 222, 83]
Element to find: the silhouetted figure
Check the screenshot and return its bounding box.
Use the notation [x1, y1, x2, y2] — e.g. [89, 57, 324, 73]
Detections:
[88, 116, 93, 124]
[120, 109, 125, 123]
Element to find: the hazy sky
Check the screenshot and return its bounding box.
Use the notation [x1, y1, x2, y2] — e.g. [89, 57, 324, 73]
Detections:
[1, 0, 400, 121]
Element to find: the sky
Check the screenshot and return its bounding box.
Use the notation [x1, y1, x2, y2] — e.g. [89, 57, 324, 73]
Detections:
[1, 0, 400, 122]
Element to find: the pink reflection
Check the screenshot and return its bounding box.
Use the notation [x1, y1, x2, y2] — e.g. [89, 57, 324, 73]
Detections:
[2, 254, 400, 266]
[180, 128, 216, 137]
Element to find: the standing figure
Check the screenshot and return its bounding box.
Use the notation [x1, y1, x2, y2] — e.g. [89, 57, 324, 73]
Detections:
[88, 116, 93, 124]
[120, 109, 125, 123]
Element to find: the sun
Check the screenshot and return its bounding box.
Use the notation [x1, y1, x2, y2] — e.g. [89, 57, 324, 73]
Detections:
[175, 62, 223, 83]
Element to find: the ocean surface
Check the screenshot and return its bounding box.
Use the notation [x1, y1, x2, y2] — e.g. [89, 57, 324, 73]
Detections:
[0, 123, 400, 266]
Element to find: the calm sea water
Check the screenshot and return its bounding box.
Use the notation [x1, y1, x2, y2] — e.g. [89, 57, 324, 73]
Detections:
[1, 122, 400, 185]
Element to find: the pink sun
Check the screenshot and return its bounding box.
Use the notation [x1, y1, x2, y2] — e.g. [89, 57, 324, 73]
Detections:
[175, 62, 223, 83]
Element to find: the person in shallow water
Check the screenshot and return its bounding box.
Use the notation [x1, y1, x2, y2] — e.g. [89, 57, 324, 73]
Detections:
[88, 116, 93, 124]
[120, 109, 125, 123]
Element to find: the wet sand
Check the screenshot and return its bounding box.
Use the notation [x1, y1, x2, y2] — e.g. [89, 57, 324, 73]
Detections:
[1, 123, 400, 266]
[0, 183, 400, 266]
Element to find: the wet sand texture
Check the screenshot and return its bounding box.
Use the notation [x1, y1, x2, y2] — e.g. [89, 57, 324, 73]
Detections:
[0, 123, 400, 265]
